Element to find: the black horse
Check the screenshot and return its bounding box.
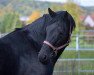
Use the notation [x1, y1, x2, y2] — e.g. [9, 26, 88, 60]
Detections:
[0, 8, 75, 75]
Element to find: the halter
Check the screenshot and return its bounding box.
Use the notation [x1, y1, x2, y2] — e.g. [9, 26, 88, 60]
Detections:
[43, 26, 72, 55]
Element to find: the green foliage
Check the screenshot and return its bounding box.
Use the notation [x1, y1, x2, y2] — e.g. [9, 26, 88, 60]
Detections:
[0, 2, 23, 33]
[0, 12, 22, 33]
[61, 50, 94, 58]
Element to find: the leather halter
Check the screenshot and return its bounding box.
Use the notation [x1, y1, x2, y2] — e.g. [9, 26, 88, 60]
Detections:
[43, 26, 71, 55]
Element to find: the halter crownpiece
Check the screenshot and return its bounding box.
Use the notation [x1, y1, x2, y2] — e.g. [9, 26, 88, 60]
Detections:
[43, 26, 72, 55]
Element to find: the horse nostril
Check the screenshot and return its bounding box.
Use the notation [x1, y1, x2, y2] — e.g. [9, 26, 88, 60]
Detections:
[43, 55, 47, 61]
[38, 54, 48, 64]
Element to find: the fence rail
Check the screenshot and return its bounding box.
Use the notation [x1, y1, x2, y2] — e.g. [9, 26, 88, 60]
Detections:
[53, 58, 94, 75]
[66, 35, 94, 50]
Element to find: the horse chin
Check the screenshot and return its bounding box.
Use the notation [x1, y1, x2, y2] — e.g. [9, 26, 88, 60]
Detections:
[39, 59, 49, 65]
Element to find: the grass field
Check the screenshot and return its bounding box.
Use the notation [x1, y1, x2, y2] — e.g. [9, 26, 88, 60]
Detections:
[61, 50, 94, 58]
[53, 50, 94, 75]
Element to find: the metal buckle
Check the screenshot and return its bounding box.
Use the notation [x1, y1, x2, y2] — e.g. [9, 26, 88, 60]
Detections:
[53, 49, 58, 55]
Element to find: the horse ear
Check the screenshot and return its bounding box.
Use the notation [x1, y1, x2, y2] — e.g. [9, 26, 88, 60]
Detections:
[48, 8, 56, 18]
[64, 11, 68, 18]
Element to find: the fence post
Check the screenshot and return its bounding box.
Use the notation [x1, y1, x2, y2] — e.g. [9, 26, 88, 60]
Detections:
[0, 32, 1, 38]
[76, 34, 79, 51]
[76, 34, 80, 75]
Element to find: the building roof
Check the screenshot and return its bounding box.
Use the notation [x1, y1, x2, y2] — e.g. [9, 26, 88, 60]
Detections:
[80, 13, 94, 27]
[84, 15, 94, 27]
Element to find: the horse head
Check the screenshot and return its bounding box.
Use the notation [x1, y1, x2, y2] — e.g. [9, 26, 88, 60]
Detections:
[38, 8, 75, 65]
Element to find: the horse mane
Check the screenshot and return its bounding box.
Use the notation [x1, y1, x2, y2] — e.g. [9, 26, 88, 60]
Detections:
[68, 14, 76, 31]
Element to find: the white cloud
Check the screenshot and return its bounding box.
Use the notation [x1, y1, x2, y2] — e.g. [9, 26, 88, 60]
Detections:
[79, 0, 94, 6]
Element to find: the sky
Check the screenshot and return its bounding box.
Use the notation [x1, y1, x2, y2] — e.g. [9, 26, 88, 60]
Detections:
[77, 0, 94, 6]
[37, 0, 94, 7]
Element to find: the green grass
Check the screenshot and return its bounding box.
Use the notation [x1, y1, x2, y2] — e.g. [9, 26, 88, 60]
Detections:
[80, 50, 94, 58]
[53, 50, 94, 75]
[60, 50, 94, 58]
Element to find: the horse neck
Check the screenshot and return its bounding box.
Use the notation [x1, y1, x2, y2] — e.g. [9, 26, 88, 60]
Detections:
[24, 17, 47, 50]
[24, 15, 51, 51]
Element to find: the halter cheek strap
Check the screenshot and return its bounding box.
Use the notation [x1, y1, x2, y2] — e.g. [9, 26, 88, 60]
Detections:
[44, 40, 70, 50]
[43, 40, 70, 54]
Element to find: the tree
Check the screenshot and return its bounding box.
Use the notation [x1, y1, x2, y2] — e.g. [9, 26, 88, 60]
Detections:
[0, 5, 22, 33]
[27, 11, 41, 24]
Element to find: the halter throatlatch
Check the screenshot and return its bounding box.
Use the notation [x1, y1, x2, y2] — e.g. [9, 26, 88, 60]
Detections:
[43, 26, 72, 55]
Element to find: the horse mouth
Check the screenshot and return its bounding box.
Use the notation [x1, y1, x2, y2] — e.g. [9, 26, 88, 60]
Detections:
[38, 54, 49, 64]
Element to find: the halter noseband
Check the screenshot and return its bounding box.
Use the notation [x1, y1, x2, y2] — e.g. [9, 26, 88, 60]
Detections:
[43, 26, 71, 55]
